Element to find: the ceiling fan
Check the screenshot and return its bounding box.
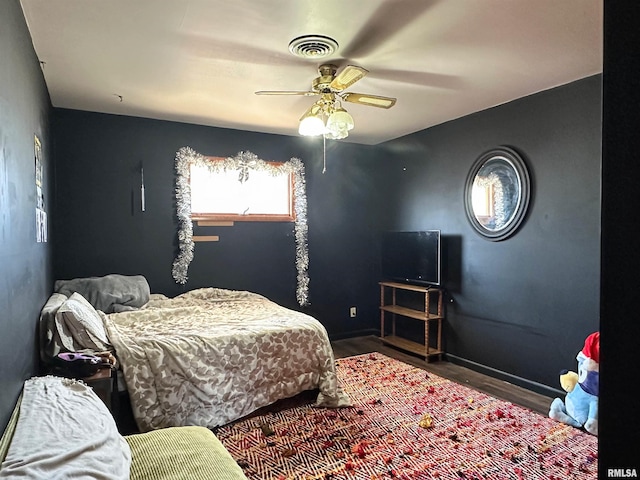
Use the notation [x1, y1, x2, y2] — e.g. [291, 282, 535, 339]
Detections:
[255, 63, 397, 139]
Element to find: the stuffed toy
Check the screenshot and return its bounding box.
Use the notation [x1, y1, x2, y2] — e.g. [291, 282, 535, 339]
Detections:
[548, 331, 599, 436]
[558, 369, 579, 392]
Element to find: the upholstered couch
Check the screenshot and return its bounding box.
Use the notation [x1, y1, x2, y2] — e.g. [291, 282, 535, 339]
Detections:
[0, 376, 247, 480]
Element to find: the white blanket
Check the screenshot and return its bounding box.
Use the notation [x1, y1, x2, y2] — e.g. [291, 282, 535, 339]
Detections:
[104, 288, 351, 432]
[0, 376, 131, 479]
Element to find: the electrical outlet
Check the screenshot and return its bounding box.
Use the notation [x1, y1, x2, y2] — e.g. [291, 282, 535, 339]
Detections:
[349, 306, 357, 317]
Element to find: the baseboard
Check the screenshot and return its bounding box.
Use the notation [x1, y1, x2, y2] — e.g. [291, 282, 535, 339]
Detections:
[329, 329, 379, 342]
[444, 353, 565, 399]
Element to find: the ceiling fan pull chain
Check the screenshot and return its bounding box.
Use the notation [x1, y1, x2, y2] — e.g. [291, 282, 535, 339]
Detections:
[322, 134, 327, 174]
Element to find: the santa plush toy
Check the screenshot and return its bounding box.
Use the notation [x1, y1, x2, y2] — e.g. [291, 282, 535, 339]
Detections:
[549, 331, 599, 435]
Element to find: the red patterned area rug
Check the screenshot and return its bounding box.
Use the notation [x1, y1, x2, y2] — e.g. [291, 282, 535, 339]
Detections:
[216, 353, 597, 479]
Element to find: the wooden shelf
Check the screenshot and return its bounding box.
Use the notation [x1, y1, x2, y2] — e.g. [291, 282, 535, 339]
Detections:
[193, 235, 220, 242]
[379, 281, 444, 362]
[380, 335, 443, 357]
[378, 281, 434, 293]
[380, 305, 443, 322]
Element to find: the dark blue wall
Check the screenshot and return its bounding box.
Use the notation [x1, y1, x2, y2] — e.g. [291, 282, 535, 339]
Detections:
[0, 0, 53, 431]
[377, 76, 601, 395]
[51, 110, 386, 337]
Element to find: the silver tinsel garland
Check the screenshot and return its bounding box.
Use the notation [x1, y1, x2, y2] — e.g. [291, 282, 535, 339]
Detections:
[475, 171, 506, 228]
[172, 147, 310, 306]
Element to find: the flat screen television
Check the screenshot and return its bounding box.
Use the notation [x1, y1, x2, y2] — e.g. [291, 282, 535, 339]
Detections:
[381, 230, 441, 286]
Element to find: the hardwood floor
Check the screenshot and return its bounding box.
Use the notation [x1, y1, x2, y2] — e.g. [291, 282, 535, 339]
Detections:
[331, 335, 554, 416]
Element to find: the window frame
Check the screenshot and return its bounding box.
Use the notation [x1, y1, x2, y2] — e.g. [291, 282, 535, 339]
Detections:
[190, 156, 296, 223]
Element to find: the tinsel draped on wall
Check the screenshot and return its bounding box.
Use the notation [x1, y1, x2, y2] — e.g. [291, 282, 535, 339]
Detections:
[172, 147, 310, 306]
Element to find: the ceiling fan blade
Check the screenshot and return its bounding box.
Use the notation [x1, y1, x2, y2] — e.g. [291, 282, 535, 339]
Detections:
[342, 92, 396, 109]
[255, 90, 318, 96]
[330, 65, 368, 91]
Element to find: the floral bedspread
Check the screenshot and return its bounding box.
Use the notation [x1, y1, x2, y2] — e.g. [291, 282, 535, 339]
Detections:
[102, 288, 350, 432]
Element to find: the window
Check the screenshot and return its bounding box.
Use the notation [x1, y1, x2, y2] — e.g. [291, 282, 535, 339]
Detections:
[190, 157, 294, 222]
[172, 147, 310, 306]
[471, 180, 495, 220]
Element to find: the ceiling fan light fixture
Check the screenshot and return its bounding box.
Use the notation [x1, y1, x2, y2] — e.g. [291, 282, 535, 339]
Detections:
[325, 128, 348, 140]
[326, 108, 354, 139]
[298, 114, 326, 136]
[255, 61, 395, 142]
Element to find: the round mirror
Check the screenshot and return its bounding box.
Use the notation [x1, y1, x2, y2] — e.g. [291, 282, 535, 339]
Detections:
[464, 147, 531, 241]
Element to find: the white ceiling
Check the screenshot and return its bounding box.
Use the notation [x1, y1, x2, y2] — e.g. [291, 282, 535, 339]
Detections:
[20, 0, 603, 145]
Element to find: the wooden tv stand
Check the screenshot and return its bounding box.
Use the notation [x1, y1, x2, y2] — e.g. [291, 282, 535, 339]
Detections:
[379, 281, 444, 362]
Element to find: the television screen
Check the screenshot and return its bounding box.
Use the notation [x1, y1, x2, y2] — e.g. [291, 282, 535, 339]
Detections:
[381, 230, 441, 286]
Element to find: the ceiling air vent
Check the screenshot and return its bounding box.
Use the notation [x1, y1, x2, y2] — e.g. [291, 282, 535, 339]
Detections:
[288, 35, 339, 59]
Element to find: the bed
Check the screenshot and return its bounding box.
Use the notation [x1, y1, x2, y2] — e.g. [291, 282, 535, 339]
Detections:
[40, 275, 350, 432]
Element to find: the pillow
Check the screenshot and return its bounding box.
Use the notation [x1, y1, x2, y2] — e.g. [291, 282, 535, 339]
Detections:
[55, 292, 111, 352]
[0, 376, 131, 479]
[126, 426, 248, 480]
[54, 274, 150, 313]
[39, 293, 68, 362]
